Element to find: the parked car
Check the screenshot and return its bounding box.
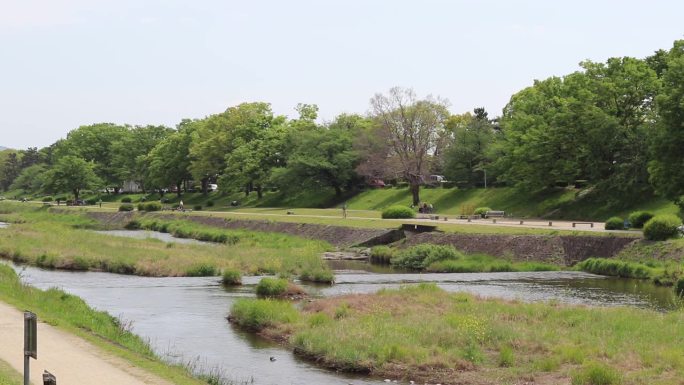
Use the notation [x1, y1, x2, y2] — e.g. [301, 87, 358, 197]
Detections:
[368, 179, 386, 188]
[207, 184, 218, 192]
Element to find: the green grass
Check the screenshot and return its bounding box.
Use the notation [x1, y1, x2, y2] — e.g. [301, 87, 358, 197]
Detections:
[0, 202, 332, 278]
[0, 359, 21, 385]
[576, 257, 684, 287]
[372, 244, 560, 273]
[0, 264, 204, 385]
[230, 284, 684, 385]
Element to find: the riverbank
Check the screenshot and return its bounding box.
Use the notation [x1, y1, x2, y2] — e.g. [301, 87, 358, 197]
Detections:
[0, 264, 204, 385]
[230, 284, 684, 385]
[0, 203, 332, 280]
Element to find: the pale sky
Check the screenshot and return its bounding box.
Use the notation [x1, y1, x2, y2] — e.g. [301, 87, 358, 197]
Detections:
[1, 0, 683, 149]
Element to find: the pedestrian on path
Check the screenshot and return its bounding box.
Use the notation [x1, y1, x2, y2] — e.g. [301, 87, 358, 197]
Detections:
[342, 203, 347, 219]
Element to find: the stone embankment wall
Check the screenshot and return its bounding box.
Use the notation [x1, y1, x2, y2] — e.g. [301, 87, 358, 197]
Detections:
[401, 233, 638, 266]
[78, 210, 638, 264]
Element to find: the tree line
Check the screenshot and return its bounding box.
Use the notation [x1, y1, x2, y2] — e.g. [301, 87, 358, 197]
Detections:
[1, 40, 683, 207]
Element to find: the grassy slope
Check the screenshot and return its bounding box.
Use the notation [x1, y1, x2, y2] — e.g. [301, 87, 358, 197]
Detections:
[0, 359, 20, 385]
[10, 183, 677, 222]
[232, 284, 684, 385]
[0, 265, 204, 385]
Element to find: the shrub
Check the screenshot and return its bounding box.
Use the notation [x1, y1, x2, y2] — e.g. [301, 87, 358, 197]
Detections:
[118, 204, 134, 212]
[473, 207, 492, 218]
[627, 211, 653, 229]
[643, 214, 682, 241]
[206, 200, 214, 207]
[676, 278, 684, 297]
[137, 202, 162, 212]
[256, 277, 289, 297]
[370, 245, 395, 264]
[193, 205, 202, 211]
[299, 268, 334, 284]
[85, 198, 98, 205]
[55, 196, 67, 202]
[185, 264, 217, 277]
[604, 217, 624, 230]
[381, 205, 415, 219]
[121, 197, 132, 203]
[41, 196, 53, 202]
[221, 269, 242, 285]
[391, 244, 462, 270]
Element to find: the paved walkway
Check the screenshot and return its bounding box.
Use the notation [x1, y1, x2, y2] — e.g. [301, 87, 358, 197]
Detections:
[0, 301, 173, 385]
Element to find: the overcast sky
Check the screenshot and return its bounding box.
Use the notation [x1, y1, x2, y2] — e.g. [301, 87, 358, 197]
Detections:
[1, 0, 683, 149]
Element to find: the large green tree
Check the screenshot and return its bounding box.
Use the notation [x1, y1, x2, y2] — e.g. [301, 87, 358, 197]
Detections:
[43, 156, 101, 200]
[110, 125, 173, 192]
[147, 123, 195, 197]
[53, 123, 129, 188]
[443, 108, 496, 186]
[649, 40, 684, 201]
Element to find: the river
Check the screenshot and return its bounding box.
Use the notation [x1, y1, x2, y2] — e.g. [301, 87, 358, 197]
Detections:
[7, 229, 681, 384]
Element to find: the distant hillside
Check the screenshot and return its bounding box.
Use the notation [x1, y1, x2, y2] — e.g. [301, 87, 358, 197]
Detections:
[0, 146, 8, 151]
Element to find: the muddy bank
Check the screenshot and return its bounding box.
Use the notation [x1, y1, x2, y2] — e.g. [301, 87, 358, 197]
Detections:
[401, 233, 638, 266]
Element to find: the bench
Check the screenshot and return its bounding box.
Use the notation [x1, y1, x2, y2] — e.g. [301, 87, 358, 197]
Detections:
[485, 211, 505, 218]
[401, 223, 438, 233]
[458, 214, 480, 220]
[572, 222, 594, 228]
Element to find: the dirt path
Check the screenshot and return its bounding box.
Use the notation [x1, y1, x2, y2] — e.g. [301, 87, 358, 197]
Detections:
[0, 301, 174, 385]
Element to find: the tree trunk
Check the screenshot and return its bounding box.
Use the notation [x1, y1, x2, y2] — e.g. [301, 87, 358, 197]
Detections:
[334, 185, 342, 196]
[176, 182, 182, 198]
[256, 185, 263, 199]
[410, 183, 420, 206]
[73, 188, 80, 201]
[201, 178, 208, 196]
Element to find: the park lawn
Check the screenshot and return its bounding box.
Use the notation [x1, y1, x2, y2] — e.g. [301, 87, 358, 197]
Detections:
[231, 284, 684, 385]
[0, 203, 332, 279]
[0, 359, 20, 385]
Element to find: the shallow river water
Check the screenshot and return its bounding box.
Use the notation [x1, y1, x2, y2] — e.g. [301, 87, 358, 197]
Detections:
[7, 230, 682, 385]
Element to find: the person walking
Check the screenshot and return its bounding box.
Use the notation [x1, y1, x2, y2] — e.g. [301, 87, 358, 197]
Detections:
[342, 203, 348, 219]
[179, 200, 184, 211]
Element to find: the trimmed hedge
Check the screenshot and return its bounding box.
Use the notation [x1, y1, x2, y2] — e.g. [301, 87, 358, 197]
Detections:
[41, 196, 53, 202]
[627, 211, 654, 229]
[381, 205, 415, 219]
[643, 214, 682, 241]
[118, 204, 134, 212]
[474, 207, 492, 218]
[137, 202, 162, 212]
[121, 197, 132, 203]
[604, 216, 624, 230]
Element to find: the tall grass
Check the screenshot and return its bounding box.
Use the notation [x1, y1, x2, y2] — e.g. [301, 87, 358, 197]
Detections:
[0, 204, 332, 278]
[0, 265, 204, 385]
[0, 359, 21, 385]
[230, 284, 684, 384]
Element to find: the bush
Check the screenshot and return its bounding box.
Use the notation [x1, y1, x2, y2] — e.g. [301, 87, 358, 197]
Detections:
[299, 268, 334, 284]
[85, 198, 98, 205]
[222, 269, 242, 285]
[206, 200, 214, 207]
[193, 205, 202, 211]
[121, 197, 132, 203]
[185, 264, 217, 277]
[604, 217, 624, 230]
[381, 205, 415, 219]
[391, 244, 462, 270]
[230, 299, 299, 330]
[627, 211, 653, 229]
[575, 258, 652, 279]
[643, 214, 682, 241]
[473, 207, 492, 218]
[370, 245, 395, 264]
[676, 278, 684, 297]
[118, 204, 134, 212]
[137, 202, 162, 212]
[41, 196, 53, 202]
[256, 277, 289, 297]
